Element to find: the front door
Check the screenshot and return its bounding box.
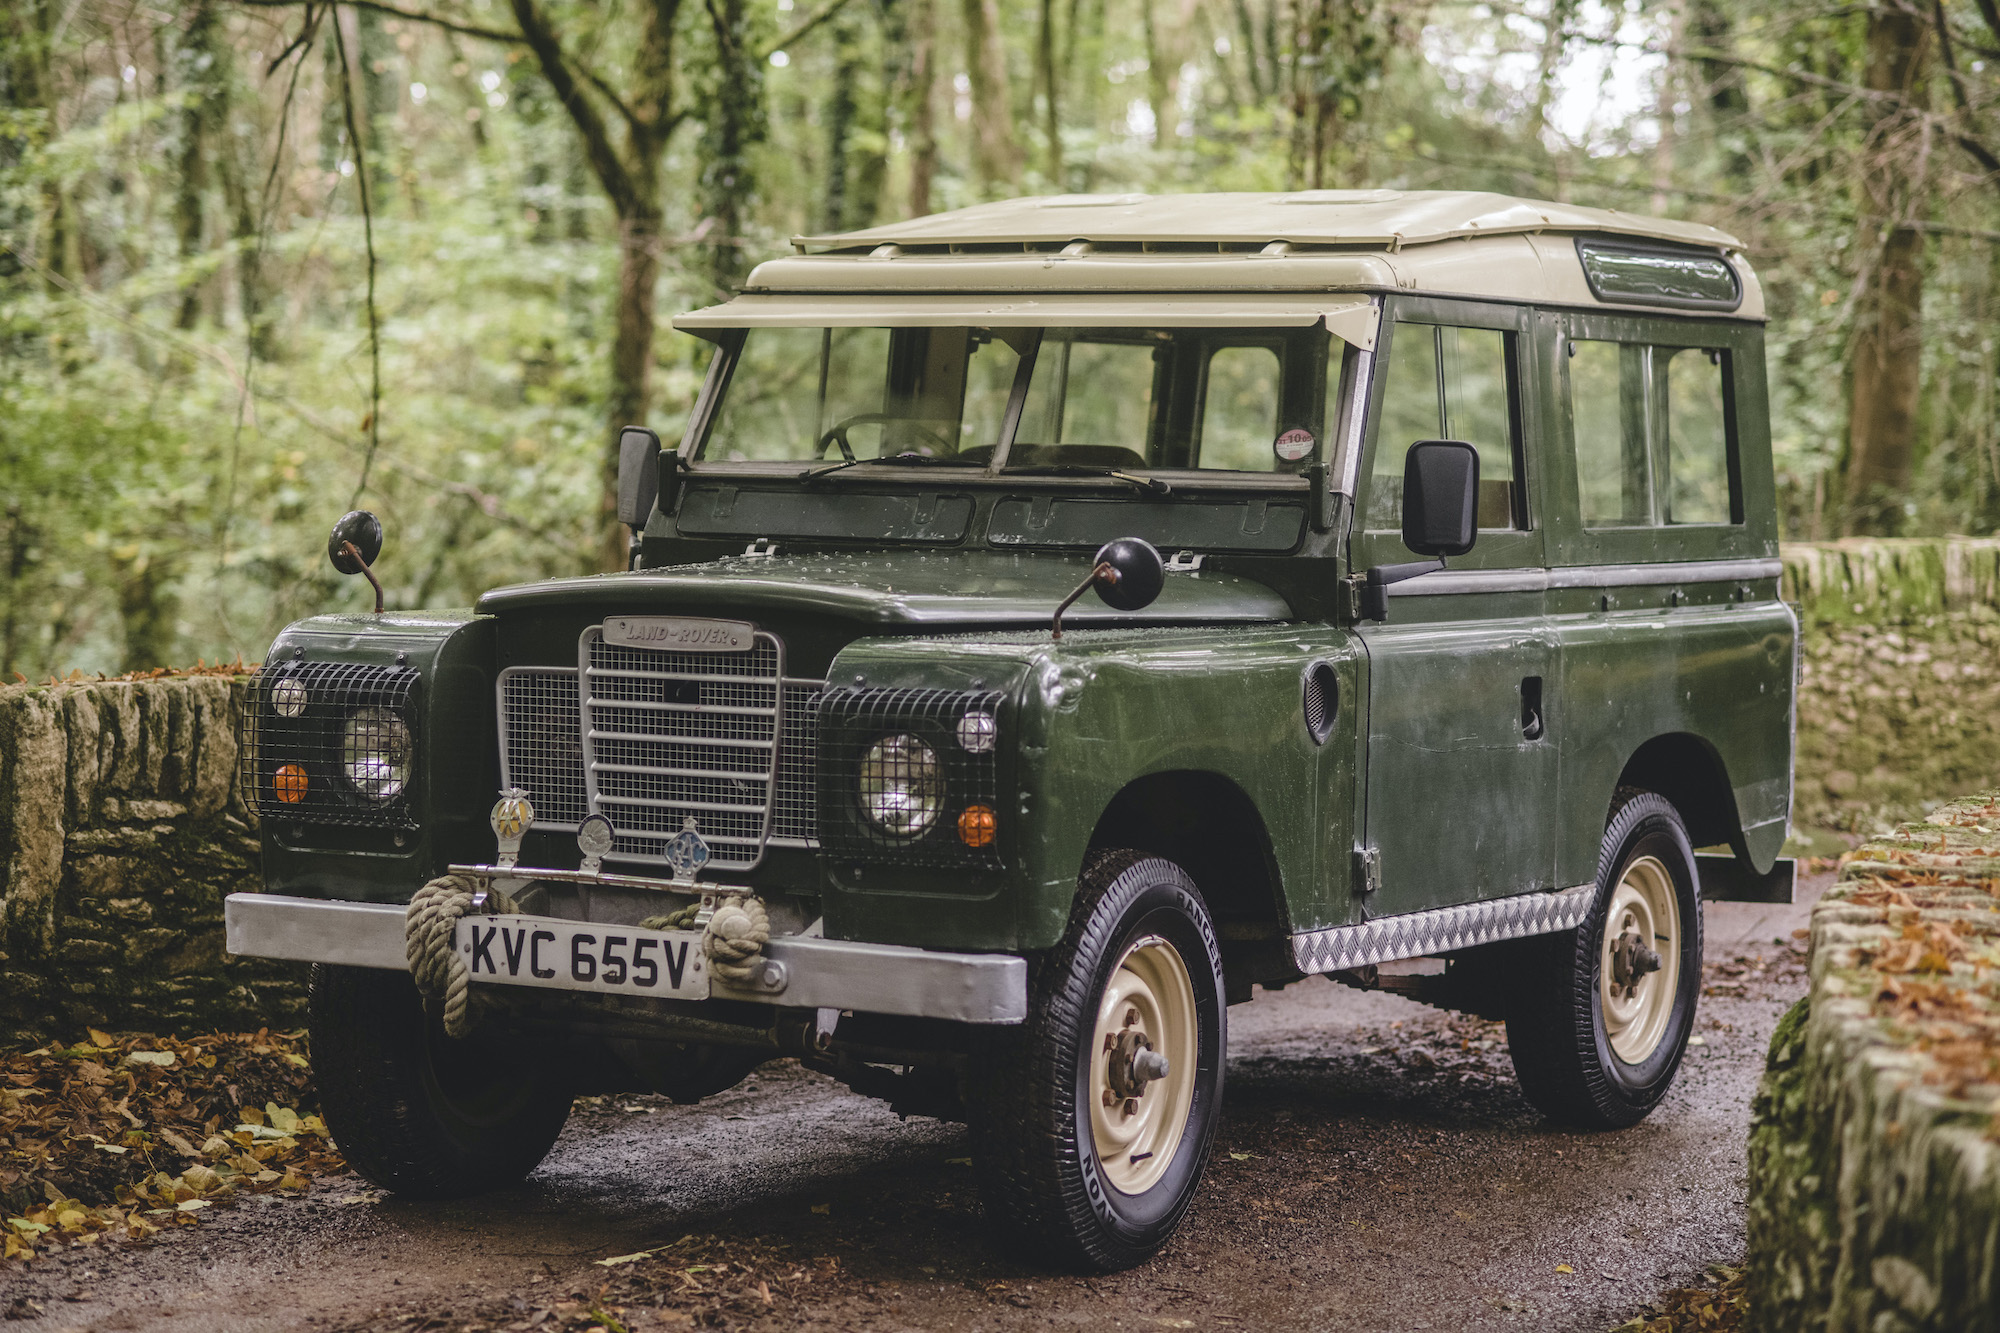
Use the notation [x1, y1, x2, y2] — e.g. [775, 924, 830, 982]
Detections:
[1352, 301, 1559, 917]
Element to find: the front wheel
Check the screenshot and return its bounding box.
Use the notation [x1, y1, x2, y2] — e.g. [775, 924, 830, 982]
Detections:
[970, 851, 1225, 1272]
[309, 964, 575, 1198]
[1505, 791, 1703, 1128]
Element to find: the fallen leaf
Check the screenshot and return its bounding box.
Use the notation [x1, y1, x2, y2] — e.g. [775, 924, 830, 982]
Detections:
[1555, 1264, 1574, 1274]
[810, 1203, 831, 1214]
[87, 1029, 116, 1048]
[124, 1051, 175, 1068]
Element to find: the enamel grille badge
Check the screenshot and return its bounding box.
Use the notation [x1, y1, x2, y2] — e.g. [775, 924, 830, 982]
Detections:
[490, 787, 534, 869]
[664, 815, 711, 884]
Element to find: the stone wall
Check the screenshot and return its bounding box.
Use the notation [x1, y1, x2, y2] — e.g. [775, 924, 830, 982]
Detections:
[1784, 539, 2000, 850]
[1745, 792, 2000, 1333]
[0, 674, 306, 1046]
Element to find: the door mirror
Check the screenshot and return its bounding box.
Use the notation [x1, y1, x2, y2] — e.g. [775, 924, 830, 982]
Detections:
[1090, 537, 1166, 611]
[327, 510, 383, 573]
[1051, 537, 1166, 639]
[616, 425, 662, 528]
[1401, 439, 1480, 558]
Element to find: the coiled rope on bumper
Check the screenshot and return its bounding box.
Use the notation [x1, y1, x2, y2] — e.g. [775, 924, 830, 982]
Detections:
[406, 873, 518, 1038]
[639, 893, 771, 986]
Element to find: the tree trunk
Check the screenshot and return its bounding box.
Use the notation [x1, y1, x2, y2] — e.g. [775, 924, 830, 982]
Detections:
[604, 207, 663, 572]
[1141, 1, 1171, 148]
[174, 1, 219, 330]
[906, 0, 937, 216]
[822, 15, 860, 231]
[701, 0, 764, 294]
[1036, 0, 1060, 184]
[962, 0, 1019, 188]
[1842, 9, 1934, 535]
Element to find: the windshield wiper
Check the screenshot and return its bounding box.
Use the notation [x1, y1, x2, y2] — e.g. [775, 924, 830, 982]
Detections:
[799, 452, 977, 482]
[1005, 465, 1172, 495]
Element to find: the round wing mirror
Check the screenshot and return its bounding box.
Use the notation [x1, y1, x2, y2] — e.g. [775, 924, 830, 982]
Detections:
[328, 510, 384, 574]
[1090, 537, 1165, 611]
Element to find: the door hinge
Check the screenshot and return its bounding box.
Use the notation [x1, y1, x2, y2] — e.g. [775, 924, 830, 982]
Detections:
[742, 537, 779, 559]
[1353, 844, 1381, 896]
[1342, 574, 1367, 622]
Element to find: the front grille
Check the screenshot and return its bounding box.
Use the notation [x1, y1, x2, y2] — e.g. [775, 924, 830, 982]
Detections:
[498, 668, 586, 828]
[498, 644, 824, 860]
[581, 628, 783, 871]
[771, 682, 823, 844]
[241, 661, 420, 828]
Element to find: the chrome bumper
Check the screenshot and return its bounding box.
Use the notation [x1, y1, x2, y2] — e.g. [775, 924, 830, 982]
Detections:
[223, 893, 1028, 1024]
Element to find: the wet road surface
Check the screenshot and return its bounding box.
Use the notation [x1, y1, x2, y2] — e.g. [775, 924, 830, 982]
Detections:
[1, 878, 1822, 1332]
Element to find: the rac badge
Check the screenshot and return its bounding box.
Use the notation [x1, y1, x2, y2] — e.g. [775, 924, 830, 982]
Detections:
[663, 815, 711, 884]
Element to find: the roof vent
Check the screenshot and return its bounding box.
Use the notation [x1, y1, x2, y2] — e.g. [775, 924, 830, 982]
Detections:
[866, 244, 902, 261]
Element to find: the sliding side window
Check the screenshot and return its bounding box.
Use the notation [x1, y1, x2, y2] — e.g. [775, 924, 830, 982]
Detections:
[1570, 339, 1736, 527]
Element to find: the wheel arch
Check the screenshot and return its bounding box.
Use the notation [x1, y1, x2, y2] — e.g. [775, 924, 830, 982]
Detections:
[1614, 732, 1742, 855]
[1086, 770, 1290, 995]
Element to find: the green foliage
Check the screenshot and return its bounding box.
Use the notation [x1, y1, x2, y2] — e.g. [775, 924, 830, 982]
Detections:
[2, 2, 1999, 674]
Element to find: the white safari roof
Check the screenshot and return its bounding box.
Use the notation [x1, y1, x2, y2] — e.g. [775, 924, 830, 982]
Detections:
[791, 190, 1741, 252]
[695, 191, 1762, 321]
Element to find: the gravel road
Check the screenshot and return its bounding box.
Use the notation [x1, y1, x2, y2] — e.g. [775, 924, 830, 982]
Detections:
[1, 877, 1823, 1333]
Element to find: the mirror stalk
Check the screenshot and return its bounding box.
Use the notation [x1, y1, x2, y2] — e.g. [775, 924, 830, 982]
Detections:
[341, 541, 386, 614]
[1052, 563, 1118, 641]
[1358, 557, 1446, 621]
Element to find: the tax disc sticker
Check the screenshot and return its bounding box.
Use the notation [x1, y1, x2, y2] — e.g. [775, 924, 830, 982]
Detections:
[1274, 428, 1315, 462]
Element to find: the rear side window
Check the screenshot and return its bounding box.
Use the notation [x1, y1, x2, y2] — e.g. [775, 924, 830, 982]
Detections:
[1368, 323, 1521, 531]
[1570, 339, 1735, 527]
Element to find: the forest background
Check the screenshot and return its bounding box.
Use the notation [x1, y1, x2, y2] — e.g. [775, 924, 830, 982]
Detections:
[3, 0, 1998, 679]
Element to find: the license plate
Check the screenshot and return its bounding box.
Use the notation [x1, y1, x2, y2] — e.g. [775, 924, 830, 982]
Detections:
[453, 915, 709, 1000]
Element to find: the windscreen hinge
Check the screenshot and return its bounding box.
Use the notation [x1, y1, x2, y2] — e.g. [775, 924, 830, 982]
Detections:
[1164, 550, 1205, 573]
[742, 538, 780, 560]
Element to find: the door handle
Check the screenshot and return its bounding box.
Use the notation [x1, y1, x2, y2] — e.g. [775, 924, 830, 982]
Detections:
[1521, 676, 1545, 741]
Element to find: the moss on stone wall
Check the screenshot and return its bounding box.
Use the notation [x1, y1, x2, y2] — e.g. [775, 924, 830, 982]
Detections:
[0, 676, 305, 1046]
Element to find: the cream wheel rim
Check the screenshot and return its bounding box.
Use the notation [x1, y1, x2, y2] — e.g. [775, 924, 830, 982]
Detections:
[1599, 855, 1681, 1064]
[1088, 934, 1198, 1195]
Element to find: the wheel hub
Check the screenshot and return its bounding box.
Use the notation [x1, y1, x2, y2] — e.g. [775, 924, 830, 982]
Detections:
[1088, 936, 1197, 1195]
[1598, 855, 1682, 1065]
[1104, 1013, 1172, 1107]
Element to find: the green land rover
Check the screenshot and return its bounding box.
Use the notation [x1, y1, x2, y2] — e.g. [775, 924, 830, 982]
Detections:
[226, 190, 1796, 1272]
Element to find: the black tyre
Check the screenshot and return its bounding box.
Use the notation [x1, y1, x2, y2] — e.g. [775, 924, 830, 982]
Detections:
[970, 850, 1225, 1272]
[309, 964, 575, 1197]
[1506, 791, 1704, 1128]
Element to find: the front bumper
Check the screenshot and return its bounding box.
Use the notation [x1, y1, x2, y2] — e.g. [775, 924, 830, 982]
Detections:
[223, 892, 1028, 1024]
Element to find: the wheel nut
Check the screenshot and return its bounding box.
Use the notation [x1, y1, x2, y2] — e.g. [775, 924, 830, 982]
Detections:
[1102, 1089, 1118, 1108]
[1123, 1097, 1139, 1116]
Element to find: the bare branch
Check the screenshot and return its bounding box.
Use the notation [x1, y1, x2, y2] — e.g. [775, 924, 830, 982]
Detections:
[234, 0, 524, 46]
[759, 0, 858, 59]
[507, 0, 640, 214]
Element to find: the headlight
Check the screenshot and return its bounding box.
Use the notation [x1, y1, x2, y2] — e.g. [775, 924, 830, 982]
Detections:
[858, 733, 943, 836]
[341, 706, 412, 802]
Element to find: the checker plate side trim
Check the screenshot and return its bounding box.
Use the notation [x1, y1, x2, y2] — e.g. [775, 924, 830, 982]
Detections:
[1290, 884, 1596, 975]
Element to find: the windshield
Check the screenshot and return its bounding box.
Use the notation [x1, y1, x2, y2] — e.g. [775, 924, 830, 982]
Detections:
[696, 324, 1338, 474]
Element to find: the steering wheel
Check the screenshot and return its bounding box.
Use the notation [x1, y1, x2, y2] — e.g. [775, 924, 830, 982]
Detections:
[816, 413, 956, 462]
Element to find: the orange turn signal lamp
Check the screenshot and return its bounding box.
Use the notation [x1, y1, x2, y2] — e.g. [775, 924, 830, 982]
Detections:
[958, 803, 997, 848]
[275, 764, 308, 804]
